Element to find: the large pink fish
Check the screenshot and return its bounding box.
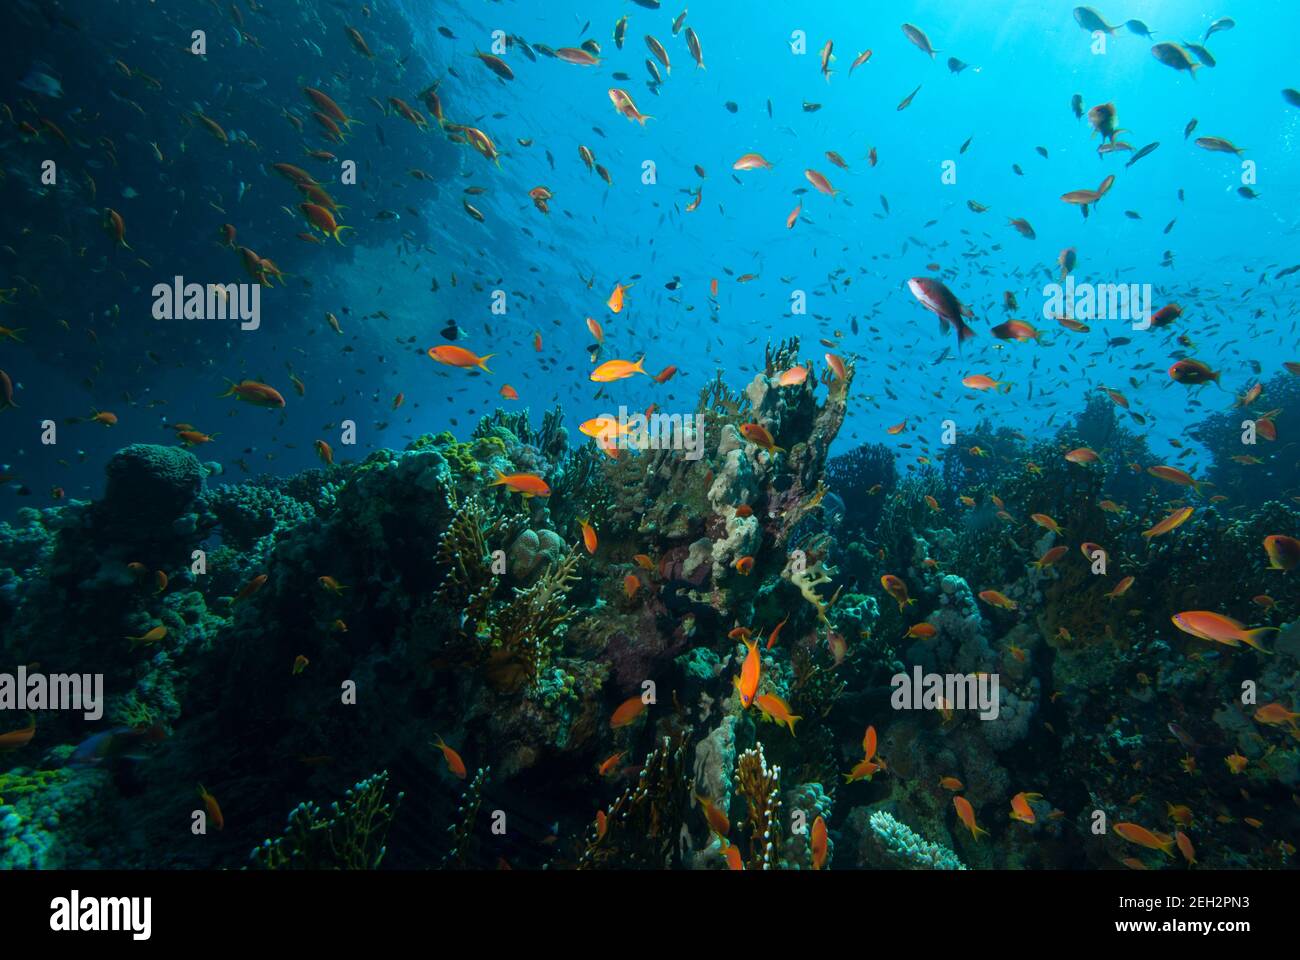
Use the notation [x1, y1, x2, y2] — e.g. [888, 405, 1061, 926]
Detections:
[907, 277, 977, 346]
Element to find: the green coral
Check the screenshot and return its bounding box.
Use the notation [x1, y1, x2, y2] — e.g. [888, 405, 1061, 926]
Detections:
[0, 767, 68, 805]
[109, 691, 161, 729]
[249, 771, 402, 870]
[425, 431, 506, 478]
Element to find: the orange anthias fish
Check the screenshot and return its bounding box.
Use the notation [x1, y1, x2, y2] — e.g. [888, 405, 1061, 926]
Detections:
[299, 202, 353, 244]
[1253, 702, 1300, 731]
[1009, 791, 1043, 824]
[862, 725, 878, 760]
[608, 88, 651, 124]
[734, 637, 761, 708]
[579, 519, 598, 554]
[219, 380, 286, 408]
[489, 470, 551, 498]
[0, 718, 36, 751]
[1171, 611, 1277, 654]
[738, 422, 783, 455]
[1147, 464, 1209, 495]
[804, 168, 837, 195]
[610, 695, 647, 728]
[1030, 513, 1064, 536]
[1263, 534, 1300, 570]
[880, 574, 915, 611]
[733, 152, 773, 171]
[125, 625, 167, 649]
[695, 792, 730, 837]
[1114, 822, 1175, 857]
[232, 573, 267, 604]
[432, 735, 467, 779]
[765, 615, 789, 650]
[843, 757, 886, 784]
[590, 357, 649, 383]
[198, 783, 224, 830]
[606, 282, 633, 313]
[754, 693, 801, 735]
[954, 796, 989, 841]
[597, 752, 624, 777]
[428, 345, 494, 372]
[810, 816, 828, 870]
[978, 590, 1018, 610]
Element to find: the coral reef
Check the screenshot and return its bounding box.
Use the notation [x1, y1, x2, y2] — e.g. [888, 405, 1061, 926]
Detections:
[249, 772, 402, 870]
[0, 341, 1294, 873]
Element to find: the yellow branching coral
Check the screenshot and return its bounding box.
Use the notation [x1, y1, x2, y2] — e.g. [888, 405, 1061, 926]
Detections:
[782, 533, 840, 623]
[483, 547, 582, 691]
[736, 743, 783, 869]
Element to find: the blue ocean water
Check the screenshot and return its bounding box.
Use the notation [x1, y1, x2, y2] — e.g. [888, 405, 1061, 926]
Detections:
[1, 0, 1297, 508]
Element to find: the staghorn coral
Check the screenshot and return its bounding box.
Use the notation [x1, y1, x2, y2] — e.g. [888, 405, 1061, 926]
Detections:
[249, 771, 402, 870]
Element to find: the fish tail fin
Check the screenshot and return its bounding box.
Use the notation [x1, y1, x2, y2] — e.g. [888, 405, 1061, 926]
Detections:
[1241, 628, 1278, 654]
[490, 469, 507, 487]
[216, 380, 237, 399]
[634, 356, 647, 375]
[638, 114, 653, 126]
[333, 225, 354, 245]
[478, 354, 495, 373]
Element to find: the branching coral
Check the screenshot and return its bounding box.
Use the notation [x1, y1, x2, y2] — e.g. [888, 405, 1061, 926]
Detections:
[782, 533, 840, 623]
[482, 547, 582, 691]
[578, 736, 691, 869]
[443, 767, 490, 869]
[475, 405, 569, 462]
[866, 810, 966, 870]
[826, 442, 898, 537]
[248, 771, 402, 870]
[736, 742, 783, 869]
